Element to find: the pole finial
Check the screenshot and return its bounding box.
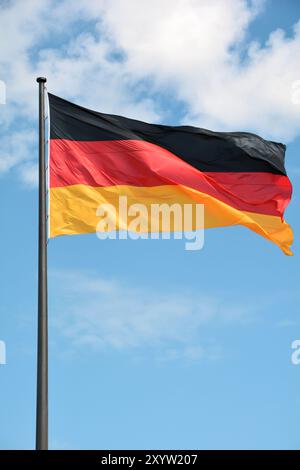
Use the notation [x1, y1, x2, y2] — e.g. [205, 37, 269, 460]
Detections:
[36, 77, 47, 83]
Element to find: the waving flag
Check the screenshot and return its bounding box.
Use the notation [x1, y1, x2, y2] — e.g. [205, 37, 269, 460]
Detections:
[48, 93, 293, 254]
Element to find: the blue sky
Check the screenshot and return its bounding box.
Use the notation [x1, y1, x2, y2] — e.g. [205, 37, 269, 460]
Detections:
[0, 0, 299, 450]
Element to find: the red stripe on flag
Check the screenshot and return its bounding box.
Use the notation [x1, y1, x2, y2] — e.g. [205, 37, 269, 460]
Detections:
[50, 138, 292, 217]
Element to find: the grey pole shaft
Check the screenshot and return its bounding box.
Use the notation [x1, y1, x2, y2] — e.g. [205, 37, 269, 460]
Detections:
[36, 77, 48, 450]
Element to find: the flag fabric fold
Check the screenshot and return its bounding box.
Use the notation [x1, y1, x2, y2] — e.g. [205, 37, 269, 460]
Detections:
[48, 93, 293, 255]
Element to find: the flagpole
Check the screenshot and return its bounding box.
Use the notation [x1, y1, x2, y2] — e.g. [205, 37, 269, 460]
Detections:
[36, 77, 48, 450]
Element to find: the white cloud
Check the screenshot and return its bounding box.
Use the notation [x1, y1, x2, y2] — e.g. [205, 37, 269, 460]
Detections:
[0, 129, 36, 173]
[18, 161, 38, 188]
[99, 0, 300, 139]
[1, 0, 300, 184]
[50, 269, 258, 361]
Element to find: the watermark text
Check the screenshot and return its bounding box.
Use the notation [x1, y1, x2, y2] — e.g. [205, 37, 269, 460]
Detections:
[0, 80, 6, 104]
[95, 196, 205, 251]
[0, 340, 6, 365]
[291, 339, 300, 365]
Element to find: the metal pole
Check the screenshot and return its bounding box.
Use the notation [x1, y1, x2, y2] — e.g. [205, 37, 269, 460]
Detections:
[36, 77, 48, 450]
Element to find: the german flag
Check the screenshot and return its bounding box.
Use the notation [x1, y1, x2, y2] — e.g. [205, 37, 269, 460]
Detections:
[48, 93, 293, 255]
